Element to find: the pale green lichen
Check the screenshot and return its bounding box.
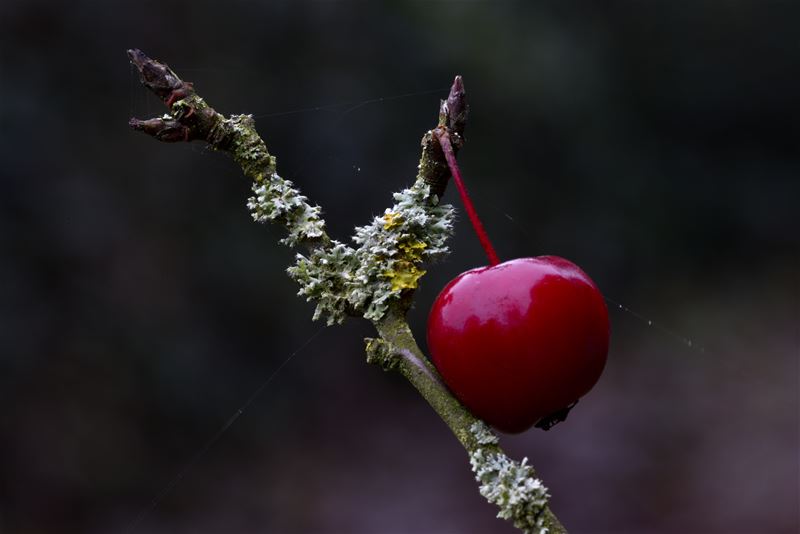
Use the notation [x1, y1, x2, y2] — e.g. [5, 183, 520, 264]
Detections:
[286, 180, 453, 324]
[232, 112, 325, 248]
[469, 424, 550, 534]
[247, 173, 327, 247]
[470, 421, 500, 446]
[348, 180, 453, 321]
[287, 241, 357, 325]
[247, 146, 452, 324]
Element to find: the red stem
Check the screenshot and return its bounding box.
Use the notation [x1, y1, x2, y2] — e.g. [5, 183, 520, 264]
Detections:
[436, 131, 500, 266]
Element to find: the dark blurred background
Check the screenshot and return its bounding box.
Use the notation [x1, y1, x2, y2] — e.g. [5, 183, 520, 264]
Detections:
[1, 1, 797, 533]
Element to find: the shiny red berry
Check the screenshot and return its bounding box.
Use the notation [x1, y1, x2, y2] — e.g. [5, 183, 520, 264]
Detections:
[427, 256, 609, 433]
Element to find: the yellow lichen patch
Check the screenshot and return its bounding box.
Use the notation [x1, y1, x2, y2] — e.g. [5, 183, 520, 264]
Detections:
[398, 239, 427, 262]
[382, 211, 403, 230]
[384, 260, 426, 292]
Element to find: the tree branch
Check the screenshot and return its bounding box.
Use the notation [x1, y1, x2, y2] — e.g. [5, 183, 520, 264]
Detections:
[128, 49, 566, 534]
[368, 310, 565, 534]
[128, 49, 331, 253]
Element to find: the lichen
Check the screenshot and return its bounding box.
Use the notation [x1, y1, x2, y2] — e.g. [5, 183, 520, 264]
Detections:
[287, 180, 453, 324]
[364, 337, 398, 371]
[285, 241, 356, 325]
[469, 424, 550, 534]
[384, 260, 426, 292]
[351, 181, 453, 320]
[171, 96, 208, 120]
[382, 211, 403, 230]
[227, 114, 273, 179]
[470, 421, 500, 446]
[247, 173, 327, 247]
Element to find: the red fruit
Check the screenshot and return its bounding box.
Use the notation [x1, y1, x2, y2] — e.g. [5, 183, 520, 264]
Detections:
[427, 256, 609, 433]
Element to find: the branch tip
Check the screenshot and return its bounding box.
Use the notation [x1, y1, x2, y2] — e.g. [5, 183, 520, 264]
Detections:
[440, 74, 468, 137]
[128, 116, 191, 142]
[127, 48, 188, 103]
